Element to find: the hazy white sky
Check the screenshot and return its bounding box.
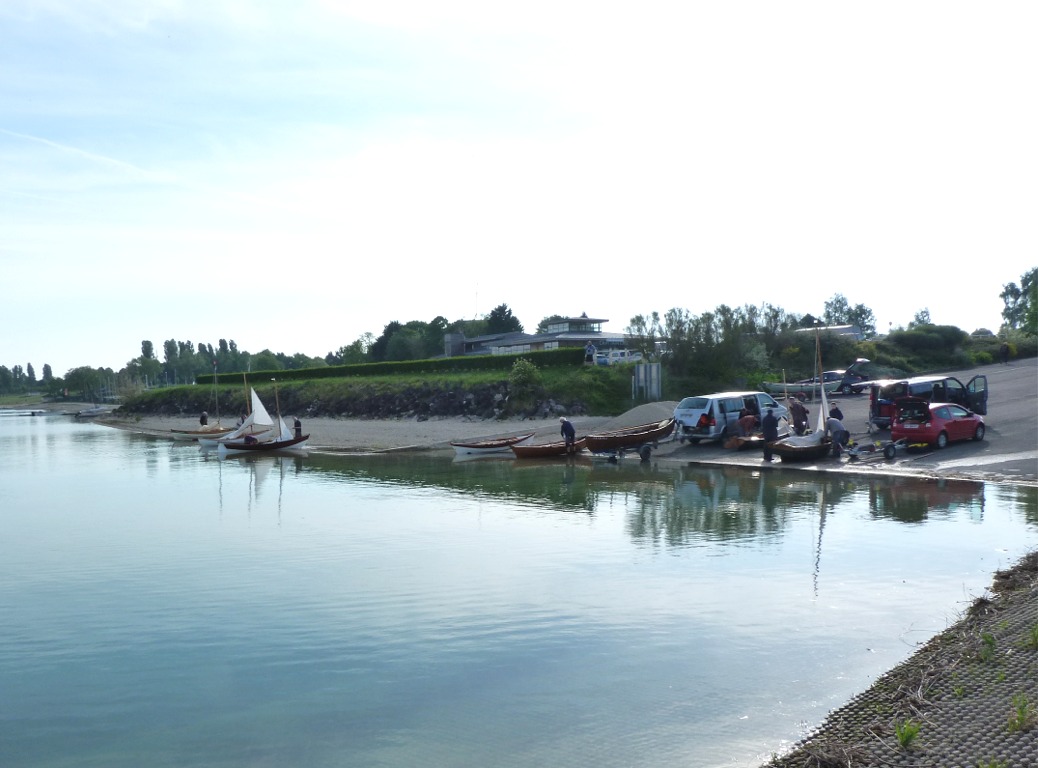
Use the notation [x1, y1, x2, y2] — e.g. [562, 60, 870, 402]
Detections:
[2, 1, 1035, 375]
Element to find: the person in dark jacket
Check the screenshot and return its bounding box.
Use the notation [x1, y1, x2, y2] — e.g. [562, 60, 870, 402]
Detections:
[761, 408, 779, 462]
[788, 397, 809, 435]
[829, 403, 844, 421]
[293, 416, 302, 439]
[560, 417, 577, 452]
[199, 411, 208, 426]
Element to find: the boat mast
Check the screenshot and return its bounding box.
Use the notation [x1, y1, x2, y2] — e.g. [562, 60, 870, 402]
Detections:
[212, 360, 220, 426]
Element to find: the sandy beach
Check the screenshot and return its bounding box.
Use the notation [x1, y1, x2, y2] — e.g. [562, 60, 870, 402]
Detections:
[95, 402, 679, 453]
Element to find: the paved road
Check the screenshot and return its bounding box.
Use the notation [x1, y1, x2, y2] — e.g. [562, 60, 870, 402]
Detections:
[657, 358, 1038, 485]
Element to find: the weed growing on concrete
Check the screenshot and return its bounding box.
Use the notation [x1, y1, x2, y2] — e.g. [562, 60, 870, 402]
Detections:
[1026, 623, 1038, 651]
[894, 719, 921, 748]
[1007, 693, 1037, 733]
[976, 760, 1008, 768]
[979, 632, 997, 662]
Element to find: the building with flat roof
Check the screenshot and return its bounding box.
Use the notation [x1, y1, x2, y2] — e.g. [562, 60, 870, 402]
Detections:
[443, 314, 626, 357]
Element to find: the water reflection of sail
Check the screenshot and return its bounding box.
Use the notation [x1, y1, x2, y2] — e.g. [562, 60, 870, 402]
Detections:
[813, 485, 827, 599]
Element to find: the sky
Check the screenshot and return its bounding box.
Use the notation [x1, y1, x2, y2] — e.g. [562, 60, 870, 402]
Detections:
[2, 1, 1036, 376]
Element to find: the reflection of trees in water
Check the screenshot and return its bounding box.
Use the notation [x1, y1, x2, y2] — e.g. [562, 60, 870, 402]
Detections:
[299, 454, 1012, 542]
[868, 476, 986, 524]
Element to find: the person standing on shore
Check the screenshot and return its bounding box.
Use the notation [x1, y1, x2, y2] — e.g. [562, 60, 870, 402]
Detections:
[762, 408, 779, 462]
[293, 416, 302, 439]
[788, 397, 809, 435]
[199, 411, 208, 426]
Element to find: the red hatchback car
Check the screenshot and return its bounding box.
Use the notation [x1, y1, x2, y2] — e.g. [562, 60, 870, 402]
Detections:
[891, 398, 986, 448]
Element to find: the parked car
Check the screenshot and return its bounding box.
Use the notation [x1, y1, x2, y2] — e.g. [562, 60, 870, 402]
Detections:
[863, 374, 988, 432]
[794, 369, 856, 394]
[674, 391, 789, 443]
[596, 349, 644, 366]
[891, 398, 985, 448]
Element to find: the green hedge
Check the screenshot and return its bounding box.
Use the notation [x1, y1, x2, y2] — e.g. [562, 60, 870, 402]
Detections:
[197, 347, 586, 385]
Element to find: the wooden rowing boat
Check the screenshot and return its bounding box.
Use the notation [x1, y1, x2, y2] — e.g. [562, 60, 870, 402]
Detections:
[584, 418, 675, 456]
[450, 433, 534, 456]
[170, 425, 235, 441]
[511, 437, 586, 458]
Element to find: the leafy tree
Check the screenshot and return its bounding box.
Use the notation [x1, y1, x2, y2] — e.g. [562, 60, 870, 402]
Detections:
[42, 364, 53, 382]
[26, 363, 36, 385]
[847, 304, 877, 337]
[64, 366, 101, 401]
[250, 350, 282, 372]
[327, 333, 374, 365]
[0, 366, 11, 394]
[625, 312, 663, 358]
[1001, 267, 1037, 333]
[369, 321, 403, 362]
[823, 295, 850, 325]
[422, 316, 450, 358]
[142, 340, 155, 359]
[485, 303, 523, 334]
[910, 309, 931, 328]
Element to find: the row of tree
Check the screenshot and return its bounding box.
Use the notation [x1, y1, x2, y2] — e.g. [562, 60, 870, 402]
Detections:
[4, 270, 1034, 402]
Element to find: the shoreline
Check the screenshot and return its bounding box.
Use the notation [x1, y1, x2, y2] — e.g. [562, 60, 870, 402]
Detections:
[766, 552, 1038, 767]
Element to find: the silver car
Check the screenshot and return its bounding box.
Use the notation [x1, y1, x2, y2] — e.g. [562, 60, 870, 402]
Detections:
[674, 391, 789, 443]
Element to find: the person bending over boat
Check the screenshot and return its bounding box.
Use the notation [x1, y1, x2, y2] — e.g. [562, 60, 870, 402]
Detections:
[560, 417, 577, 452]
[825, 415, 849, 457]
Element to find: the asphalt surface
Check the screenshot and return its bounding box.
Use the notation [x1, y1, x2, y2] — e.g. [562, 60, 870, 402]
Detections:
[655, 358, 1038, 485]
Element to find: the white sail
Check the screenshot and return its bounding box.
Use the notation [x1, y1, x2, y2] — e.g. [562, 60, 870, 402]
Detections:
[772, 328, 829, 449]
[198, 388, 275, 447]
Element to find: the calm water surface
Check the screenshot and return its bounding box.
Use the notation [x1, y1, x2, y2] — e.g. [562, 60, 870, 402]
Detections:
[1, 413, 1035, 767]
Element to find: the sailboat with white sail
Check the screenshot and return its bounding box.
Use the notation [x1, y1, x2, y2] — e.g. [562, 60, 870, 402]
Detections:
[768, 329, 833, 462]
[197, 388, 277, 449]
[215, 380, 309, 456]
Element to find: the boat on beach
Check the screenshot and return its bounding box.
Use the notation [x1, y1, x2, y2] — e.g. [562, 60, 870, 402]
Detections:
[217, 418, 309, 455]
[584, 418, 675, 459]
[213, 380, 308, 456]
[171, 425, 235, 441]
[511, 437, 586, 458]
[197, 388, 276, 449]
[768, 330, 833, 462]
[450, 433, 534, 456]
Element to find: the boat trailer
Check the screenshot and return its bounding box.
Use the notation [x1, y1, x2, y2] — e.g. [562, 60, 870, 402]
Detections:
[845, 438, 927, 462]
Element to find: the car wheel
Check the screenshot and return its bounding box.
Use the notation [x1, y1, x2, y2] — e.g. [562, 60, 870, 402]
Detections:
[936, 431, 948, 449]
[839, 384, 851, 394]
[973, 424, 985, 441]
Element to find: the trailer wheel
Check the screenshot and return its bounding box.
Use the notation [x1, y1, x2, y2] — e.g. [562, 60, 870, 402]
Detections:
[883, 443, 896, 460]
[639, 445, 652, 462]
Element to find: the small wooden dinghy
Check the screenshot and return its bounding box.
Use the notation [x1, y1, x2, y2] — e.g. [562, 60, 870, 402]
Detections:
[450, 433, 534, 456]
[511, 437, 586, 458]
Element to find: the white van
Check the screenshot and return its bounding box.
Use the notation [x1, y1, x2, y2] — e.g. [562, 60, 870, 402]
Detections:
[596, 349, 644, 366]
[673, 391, 789, 444]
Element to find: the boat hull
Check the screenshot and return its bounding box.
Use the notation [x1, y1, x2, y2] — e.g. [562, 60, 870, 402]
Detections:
[511, 438, 586, 458]
[170, 426, 235, 441]
[450, 433, 534, 456]
[216, 434, 310, 455]
[769, 437, 832, 462]
[584, 418, 675, 454]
